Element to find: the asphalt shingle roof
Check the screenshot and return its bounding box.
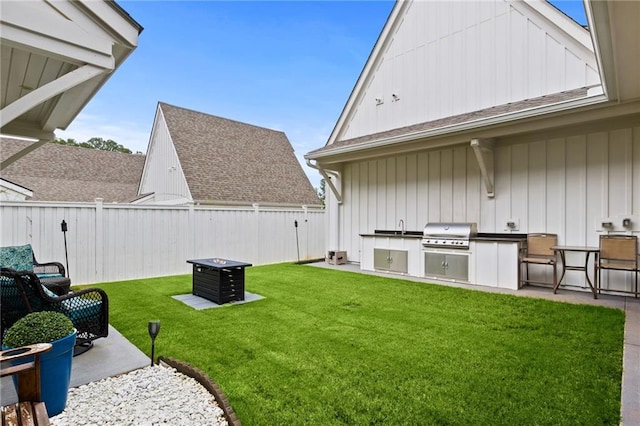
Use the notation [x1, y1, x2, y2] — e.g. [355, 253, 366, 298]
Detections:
[159, 102, 320, 206]
[0, 138, 145, 202]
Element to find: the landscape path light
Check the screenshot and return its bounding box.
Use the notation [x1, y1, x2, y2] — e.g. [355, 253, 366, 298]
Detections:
[148, 320, 160, 366]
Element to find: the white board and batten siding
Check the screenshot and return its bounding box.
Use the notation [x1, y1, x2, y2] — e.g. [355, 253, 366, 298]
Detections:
[1, 200, 325, 285]
[338, 0, 599, 142]
[334, 123, 640, 294]
[137, 108, 192, 204]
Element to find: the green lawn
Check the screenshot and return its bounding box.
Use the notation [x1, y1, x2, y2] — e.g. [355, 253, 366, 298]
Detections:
[91, 263, 624, 425]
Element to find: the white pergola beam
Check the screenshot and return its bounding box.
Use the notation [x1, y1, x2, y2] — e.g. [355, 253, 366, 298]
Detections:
[1, 25, 114, 69]
[0, 64, 105, 128]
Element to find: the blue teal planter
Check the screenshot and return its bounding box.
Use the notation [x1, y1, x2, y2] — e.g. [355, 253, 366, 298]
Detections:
[5, 330, 77, 417]
[39, 330, 76, 416]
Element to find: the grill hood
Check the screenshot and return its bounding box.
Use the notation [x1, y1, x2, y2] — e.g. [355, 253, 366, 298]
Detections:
[422, 222, 478, 249]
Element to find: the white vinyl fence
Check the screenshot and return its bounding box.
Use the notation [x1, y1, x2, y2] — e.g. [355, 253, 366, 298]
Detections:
[0, 200, 325, 285]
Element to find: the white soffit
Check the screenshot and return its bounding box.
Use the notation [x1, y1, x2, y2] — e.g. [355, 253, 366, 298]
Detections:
[0, 0, 142, 141]
[585, 0, 640, 102]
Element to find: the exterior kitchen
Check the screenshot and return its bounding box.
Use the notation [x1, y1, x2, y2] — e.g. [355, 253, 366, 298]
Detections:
[305, 0, 640, 296]
[360, 224, 525, 290]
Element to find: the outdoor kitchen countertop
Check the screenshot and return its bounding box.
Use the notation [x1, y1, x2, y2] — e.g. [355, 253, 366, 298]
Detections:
[472, 233, 527, 242]
[360, 231, 423, 238]
[360, 232, 527, 242]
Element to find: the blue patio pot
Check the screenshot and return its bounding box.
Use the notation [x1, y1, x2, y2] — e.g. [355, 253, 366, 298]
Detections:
[4, 330, 77, 417]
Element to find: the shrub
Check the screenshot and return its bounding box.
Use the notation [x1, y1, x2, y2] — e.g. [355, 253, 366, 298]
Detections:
[4, 311, 74, 348]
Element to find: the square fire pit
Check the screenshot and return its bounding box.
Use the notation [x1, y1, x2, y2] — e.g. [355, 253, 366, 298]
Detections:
[186, 258, 252, 304]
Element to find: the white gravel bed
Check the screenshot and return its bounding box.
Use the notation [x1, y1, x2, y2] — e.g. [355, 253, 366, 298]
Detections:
[51, 365, 228, 426]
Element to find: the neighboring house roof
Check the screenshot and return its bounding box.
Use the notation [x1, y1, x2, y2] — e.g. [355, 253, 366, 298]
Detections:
[153, 102, 320, 206]
[0, 138, 145, 202]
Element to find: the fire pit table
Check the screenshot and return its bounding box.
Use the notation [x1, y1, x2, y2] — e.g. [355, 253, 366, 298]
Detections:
[186, 258, 252, 304]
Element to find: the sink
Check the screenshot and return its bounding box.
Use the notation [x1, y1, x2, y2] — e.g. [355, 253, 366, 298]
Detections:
[373, 230, 423, 236]
[374, 229, 402, 235]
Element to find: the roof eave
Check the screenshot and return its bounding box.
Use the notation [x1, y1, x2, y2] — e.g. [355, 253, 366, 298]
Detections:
[307, 93, 609, 162]
[193, 199, 323, 209]
[0, 178, 33, 197]
[583, 0, 616, 101]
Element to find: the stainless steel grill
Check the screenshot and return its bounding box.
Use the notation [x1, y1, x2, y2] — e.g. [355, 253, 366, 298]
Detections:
[422, 222, 477, 249]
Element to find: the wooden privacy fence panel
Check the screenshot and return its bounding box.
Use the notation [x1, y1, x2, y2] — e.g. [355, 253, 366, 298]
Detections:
[0, 200, 325, 285]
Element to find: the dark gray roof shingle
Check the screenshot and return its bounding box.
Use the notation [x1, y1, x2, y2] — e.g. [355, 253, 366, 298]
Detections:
[159, 102, 320, 206]
[0, 138, 145, 202]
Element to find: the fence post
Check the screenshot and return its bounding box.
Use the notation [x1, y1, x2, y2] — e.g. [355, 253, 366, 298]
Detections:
[253, 203, 260, 264]
[188, 204, 195, 260]
[95, 198, 104, 283]
[302, 205, 308, 260]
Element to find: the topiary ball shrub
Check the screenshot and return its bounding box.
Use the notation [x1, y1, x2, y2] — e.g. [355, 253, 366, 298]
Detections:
[4, 311, 74, 348]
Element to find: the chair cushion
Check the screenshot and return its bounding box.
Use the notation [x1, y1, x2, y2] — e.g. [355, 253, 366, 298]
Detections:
[41, 285, 58, 299]
[522, 256, 556, 265]
[62, 299, 102, 323]
[36, 273, 63, 279]
[600, 260, 638, 271]
[0, 244, 34, 272]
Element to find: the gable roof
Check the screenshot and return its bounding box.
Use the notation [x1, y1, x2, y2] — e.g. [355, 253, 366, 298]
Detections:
[0, 137, 145, 202]
[156, 102, 321, 206]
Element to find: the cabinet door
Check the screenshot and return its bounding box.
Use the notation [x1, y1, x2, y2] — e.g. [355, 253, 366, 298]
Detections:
[425, 252, 446, 277]
[389, 250, 408, 273]
[444, 254, 468, 281]
[374, 249, 390, 270]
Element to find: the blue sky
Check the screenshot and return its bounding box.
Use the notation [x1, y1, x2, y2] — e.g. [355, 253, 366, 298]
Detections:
[57, 1, 587, 189]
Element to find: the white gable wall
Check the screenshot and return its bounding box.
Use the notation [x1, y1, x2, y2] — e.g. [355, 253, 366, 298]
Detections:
[338, 0, 600, 142]
[138, 108, 192, 204]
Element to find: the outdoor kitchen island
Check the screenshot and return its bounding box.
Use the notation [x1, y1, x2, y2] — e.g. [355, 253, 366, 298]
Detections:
[186, 258, 251, 304]
[360, 227, 526, 290]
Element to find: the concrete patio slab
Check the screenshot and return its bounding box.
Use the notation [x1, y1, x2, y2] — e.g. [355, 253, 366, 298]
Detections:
[172, 291, 264, 310]
[622, 298, 640, 426]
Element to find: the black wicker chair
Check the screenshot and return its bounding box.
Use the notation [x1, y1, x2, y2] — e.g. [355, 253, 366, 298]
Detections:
[0, 244, 71, 296]
[32, 252, 66, 278]
[0, 268, 108, 354]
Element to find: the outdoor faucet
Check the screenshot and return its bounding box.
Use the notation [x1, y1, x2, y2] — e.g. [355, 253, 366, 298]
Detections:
[398, 219, 405, 235]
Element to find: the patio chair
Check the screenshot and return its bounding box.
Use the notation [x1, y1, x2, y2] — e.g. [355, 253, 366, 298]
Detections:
[0, 244, 71, 296]
[598, 235, 639, 298]
[1, 343, 52, 426]
[520, 233, 558, 290]
[0, 268, 108, 354]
